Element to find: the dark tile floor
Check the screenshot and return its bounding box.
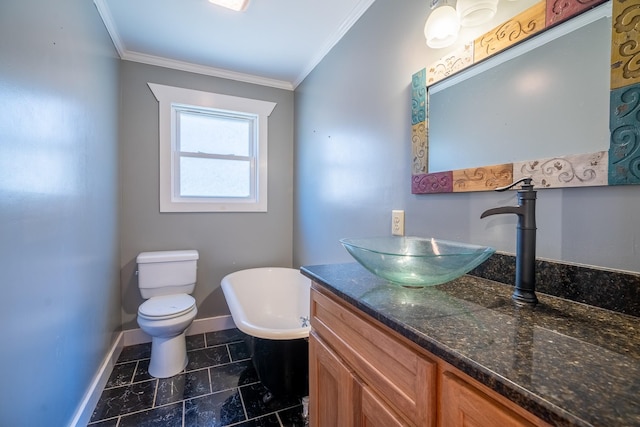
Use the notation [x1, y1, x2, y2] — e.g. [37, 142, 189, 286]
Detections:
[88, 329, 307, 427]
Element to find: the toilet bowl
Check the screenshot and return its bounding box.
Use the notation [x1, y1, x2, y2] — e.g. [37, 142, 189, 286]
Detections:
[137, 294, 197, 378]
[136, 250, 199, 379]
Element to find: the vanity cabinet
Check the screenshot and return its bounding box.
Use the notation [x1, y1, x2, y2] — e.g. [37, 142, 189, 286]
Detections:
[309, 285, 550, 427]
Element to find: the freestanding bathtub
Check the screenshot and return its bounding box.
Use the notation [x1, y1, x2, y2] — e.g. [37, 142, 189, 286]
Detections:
[221, 267, 311, 398]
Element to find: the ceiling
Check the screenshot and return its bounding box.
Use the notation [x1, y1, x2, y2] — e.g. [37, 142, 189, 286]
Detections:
[94, 0, 377, 90]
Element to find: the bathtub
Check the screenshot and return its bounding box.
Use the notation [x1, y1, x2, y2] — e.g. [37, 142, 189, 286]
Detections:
[221, 267, 311, 397]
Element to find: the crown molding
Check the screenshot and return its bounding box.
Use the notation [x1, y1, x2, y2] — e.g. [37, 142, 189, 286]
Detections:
[293, 0, 376, 88]
[122, 51, 295, 90]
[93, 0, 125, 58]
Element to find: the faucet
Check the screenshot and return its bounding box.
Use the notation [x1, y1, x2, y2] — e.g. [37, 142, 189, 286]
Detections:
[480, 177, 538, 306]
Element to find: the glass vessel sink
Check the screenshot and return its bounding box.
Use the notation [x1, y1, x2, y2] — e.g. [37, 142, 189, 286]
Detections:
[340, 236, 495, 287]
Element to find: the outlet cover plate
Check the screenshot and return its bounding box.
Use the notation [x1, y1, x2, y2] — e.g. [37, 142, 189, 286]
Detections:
[392, 210, 405, 236]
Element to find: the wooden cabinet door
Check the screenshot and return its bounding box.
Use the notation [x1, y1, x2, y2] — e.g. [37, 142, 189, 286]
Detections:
[361, 385, 409, 427]
[309, 331, 360, 427]
[441, 372, 540, 427]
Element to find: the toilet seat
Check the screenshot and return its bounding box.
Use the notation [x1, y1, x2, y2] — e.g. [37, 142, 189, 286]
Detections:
[138, 294, 196, 320]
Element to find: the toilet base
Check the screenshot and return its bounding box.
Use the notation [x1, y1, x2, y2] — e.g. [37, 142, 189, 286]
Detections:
[148, 331, 189, 378]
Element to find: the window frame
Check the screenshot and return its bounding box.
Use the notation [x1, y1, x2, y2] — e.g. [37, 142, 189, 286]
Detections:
[149, 83, 276, 212]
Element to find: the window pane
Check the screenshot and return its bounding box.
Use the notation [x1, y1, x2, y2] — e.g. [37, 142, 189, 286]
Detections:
[180, 157, 251, 198]
[179, 111, 251, 156]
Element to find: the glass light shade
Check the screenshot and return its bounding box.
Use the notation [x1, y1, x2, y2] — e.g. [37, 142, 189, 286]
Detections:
[456, 0, 499, 27]
[424, 5, 460, 49]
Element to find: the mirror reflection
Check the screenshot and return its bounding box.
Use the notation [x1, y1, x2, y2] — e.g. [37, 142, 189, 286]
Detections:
[428, 11, 610, 173]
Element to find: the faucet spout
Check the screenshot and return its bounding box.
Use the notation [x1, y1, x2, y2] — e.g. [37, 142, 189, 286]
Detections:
[480, 206, 523, 218]
[481, 178, 538, 306]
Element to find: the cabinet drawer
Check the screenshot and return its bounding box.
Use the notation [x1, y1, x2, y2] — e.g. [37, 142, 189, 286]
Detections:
[311, 287, 436, 426]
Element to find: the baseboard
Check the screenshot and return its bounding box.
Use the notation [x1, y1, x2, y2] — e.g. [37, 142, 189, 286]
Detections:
[188, 314, 236, 336]
[123, 314, 235, 346]
[69, 315, 235, 426]
[68, 332, 124, 427]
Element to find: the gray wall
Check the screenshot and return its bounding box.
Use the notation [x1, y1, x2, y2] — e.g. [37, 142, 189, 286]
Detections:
[294, 0, 640, 275]
[0, 0, 121, 426]
[119, 61, 295, 329]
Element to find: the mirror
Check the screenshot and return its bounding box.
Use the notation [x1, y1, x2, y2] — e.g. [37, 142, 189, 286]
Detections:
[411, 0, 640, 194]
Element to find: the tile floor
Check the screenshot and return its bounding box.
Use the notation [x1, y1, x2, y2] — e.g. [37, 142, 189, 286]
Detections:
[88, 329, 307, 427]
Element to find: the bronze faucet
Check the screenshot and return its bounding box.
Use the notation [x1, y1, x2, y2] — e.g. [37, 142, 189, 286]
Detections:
[481, 178, 538, 306]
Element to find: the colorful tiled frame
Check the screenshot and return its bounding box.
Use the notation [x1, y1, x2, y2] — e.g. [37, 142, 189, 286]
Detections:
[411, 0, 640, 194]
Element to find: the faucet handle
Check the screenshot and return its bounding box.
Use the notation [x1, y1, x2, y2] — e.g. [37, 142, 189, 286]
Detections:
[495, 177, 533, 192]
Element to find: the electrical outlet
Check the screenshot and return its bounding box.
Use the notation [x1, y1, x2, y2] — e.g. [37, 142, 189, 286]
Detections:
[392, 210, 405, 236]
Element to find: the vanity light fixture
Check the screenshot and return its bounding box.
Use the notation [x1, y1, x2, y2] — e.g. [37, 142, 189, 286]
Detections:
[208, 0, 250, 12]
[424, 0, 460, 49]
[456, 0, 498, 27]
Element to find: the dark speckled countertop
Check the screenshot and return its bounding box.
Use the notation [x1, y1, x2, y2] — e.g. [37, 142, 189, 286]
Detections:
[301, 263, 640, 427]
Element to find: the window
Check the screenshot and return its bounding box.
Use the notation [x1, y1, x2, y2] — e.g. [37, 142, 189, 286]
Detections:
[148, 83, 276, 212]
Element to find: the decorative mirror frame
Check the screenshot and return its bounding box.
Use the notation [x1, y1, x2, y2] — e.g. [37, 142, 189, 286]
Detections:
[411, 0, 640, 194]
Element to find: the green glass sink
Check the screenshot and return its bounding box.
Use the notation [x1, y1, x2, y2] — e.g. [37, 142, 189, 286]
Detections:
[340, 236, 495, 287]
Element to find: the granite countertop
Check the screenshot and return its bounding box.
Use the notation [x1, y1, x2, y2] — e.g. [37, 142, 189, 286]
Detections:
[301, 262, 640, 427]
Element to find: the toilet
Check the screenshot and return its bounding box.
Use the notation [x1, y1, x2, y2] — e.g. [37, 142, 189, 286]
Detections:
[136, 250, 199, 378]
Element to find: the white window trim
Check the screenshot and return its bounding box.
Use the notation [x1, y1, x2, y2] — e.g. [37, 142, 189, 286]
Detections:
[148, 83, 276, 212]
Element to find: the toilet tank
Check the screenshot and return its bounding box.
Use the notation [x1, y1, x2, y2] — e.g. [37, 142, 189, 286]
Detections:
[137, 250, 199, 298]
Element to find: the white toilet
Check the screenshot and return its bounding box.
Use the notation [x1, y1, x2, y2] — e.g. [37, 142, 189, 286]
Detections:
[136, 250, 199, 378]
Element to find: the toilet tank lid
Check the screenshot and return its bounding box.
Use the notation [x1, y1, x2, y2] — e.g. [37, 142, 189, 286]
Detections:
[137, 250, 199, 264]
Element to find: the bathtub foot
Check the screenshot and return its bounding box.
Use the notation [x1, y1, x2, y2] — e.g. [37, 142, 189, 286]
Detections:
[262, 391, 274, 404]
[301, 395, 309, 423]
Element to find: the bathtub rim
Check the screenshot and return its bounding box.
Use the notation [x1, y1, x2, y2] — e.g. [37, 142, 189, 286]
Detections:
[221, 267, 311, 341]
